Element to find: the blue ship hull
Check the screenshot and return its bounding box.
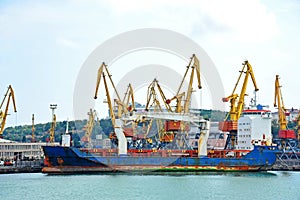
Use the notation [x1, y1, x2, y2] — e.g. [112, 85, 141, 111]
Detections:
[42, 145, 277, 174]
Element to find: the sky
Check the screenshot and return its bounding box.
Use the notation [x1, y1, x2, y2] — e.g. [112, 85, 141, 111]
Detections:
[0, 0, 300, 127]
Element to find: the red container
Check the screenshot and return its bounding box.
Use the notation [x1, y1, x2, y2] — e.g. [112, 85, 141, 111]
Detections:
[160, 133, 174, 142]
[219, 121, 237, 132]
[165, 121, 181, 131]
[123, 128, 134, 137]
[278, 130, 296, 139]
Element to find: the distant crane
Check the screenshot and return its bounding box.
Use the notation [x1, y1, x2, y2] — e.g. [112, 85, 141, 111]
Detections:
[274, 75, 298, 159]
[83, 109, 97, 148]
[220, 60, 259, 149]
[31, 114, 35, 142]
[49, 104, 57, 143]
[0, 85, 17, 139]
[274, 75, 295, 139]
[296, 111, 300, 147]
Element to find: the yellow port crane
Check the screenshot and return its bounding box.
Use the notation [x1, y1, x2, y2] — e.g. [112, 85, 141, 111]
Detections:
[220, 60, 259, 149]
[31, 114, 35, 142]
[49, 104, 57, 143]
[168, 54, 201, 114]
[94, 62, 124, 127]
[145, 79, 172, 112]
[122, 83, 136, 114]
[144, 80, 172, 142]
[83, 108, 97, 147]
[0, 85, 17, 139]
[274, 75, 295, 139]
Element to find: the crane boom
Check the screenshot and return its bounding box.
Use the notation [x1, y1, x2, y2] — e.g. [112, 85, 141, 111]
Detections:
[123, 84, 135, 113]
[94, 63, 119, 127]
[94, 62, 105, 99]
[236, 61, 258, 119]
[0, 85, 17, 138]
[174, 54, 201, 114]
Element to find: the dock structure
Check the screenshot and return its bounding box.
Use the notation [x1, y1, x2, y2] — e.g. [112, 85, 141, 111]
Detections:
[0, 138, 46, 160]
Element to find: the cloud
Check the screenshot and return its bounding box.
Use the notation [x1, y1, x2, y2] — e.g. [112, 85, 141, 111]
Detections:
[0, 0, 299, 125]
[107, 0, 279, 43]
[56, 37, 80, 48]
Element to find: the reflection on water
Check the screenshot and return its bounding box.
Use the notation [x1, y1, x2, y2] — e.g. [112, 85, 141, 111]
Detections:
[0, 172, 299, 200]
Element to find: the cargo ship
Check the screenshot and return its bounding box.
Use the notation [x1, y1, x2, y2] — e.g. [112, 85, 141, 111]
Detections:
[42, 110, 277, 174]
[42, 57, 278, 174]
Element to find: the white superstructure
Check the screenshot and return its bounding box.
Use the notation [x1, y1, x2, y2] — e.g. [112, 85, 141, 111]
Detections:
[237, 109, 272, 150]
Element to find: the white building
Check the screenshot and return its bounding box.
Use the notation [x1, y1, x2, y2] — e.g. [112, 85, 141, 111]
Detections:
[272, 108, 299, 122]
[0, 138, 47, 160]
[237, 109, 272, 150]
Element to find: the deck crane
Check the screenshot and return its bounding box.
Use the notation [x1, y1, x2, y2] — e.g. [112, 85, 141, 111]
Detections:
[122, 84, 136, 114]
[167, 54, 201, 114]
[94, 62, 132, 121]
[144, 79, 175, 143]
[220, 60, 259, 149]
[274, 75, 296, 139]
[145, 79, 172, 112]
[172, 54, 202, 113]
[31, 114, 35, 142]
[0, 85, 17, 139]
[94, 62, 128, 155]
[94, 62, 122, 126]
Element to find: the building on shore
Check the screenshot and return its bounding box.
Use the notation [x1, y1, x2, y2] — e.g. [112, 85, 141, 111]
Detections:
[0, 138, 48, 161]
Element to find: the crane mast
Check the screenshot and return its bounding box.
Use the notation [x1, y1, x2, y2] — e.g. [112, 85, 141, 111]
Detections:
[0, 85, 17, 139]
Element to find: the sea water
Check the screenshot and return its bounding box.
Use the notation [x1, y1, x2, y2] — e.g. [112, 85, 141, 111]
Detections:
[0, 172, 299, 200]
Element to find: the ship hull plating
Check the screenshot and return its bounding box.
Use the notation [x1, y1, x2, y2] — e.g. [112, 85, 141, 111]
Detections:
[42, 145, 277, 174]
